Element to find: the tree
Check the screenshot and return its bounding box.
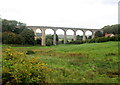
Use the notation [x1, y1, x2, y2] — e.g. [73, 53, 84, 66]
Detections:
[2, 19, 27, 34]
[102, 24, 120, 35]
[20, 29, 35, 45]
[2, 32, 25, 44]
[52, 34, 59, 44]
[45, 34, 59, 46]
[2, 32, 16, 44]
[45, 35, 53, 46]
[13, 22, 27, 34]
[95, 31, 103, 37]
[76, 35, 83, 40]
[88, 36, 92, 39]
[36, 38, 41, 45]
[2, 19, 35, 45]
[14, 34, 25, 44]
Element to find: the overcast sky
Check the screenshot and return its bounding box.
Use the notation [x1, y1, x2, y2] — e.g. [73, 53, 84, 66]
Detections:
[0, 0, 119, 35]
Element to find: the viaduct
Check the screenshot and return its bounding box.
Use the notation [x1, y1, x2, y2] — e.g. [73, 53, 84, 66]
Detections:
[27, 26, 103, 46]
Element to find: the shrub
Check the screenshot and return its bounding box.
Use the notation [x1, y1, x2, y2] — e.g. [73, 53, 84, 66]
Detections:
[36, 38, 42, 45]
[2, 32, 25, 45]
[20, 29, 35, 45]
[2, 32, 16, 44]
[68, 34, 120, 44]
[2, 47, 49, 84]
[46, 38, 53, 46]
[26, 50, 35, 55]
[89, 38, 96, 43]
[14, 34, 25, 44]
[114, 34, 120, 41]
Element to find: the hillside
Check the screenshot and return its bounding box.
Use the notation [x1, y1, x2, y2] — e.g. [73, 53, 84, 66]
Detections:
[2, 41, 119, 83]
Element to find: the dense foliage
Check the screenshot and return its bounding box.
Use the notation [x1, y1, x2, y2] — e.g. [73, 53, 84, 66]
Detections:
[2, 47, 49, 84]
[68, 34, 120, 44]
[102, 24, 120, 35]
[95, 31, 103, 37]
[94, 24, 120, 37]
[2, 32, 25, 44]
[20, 29, 35, 45]
[35, 38, 42, 45]
[2, 19, 35, 45]
[2, 19, 26, 34]
[45, 34, 59, 46]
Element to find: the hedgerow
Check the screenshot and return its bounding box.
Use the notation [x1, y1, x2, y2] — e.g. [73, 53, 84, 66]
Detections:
[68, 34, 120, 44]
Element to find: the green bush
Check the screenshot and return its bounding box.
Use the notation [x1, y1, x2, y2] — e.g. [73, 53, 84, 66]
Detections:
[2, 32, 25, 45]
[68, 34, 120, 44]
[46, 38, 53, 46]
[14, 34, 25, 44]
[2, 47, 49, 84]
[2, 32, 16, 44]
[26, 50, 35, 55]
[95, 37, 108, 43]
[114, 34, 120, 41]
[20, 29, 35, 45]
[36, 38, 42, 45]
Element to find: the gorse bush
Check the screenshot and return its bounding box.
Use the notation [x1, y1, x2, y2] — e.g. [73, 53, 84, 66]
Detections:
[2, 47, 49, 84]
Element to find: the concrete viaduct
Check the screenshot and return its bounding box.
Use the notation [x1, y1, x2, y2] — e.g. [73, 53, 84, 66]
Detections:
[27, 26, 103, 46]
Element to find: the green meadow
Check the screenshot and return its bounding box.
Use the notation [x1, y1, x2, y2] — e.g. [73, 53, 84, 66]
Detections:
[2, 41, 119, 83]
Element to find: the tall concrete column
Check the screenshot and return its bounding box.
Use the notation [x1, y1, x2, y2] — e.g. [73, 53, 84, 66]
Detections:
[53, 29, 56, 45]
[41, 29, 46, 46]
[92, 31, 96, 39]
[83, 30, 86, 41]
[73, 30, 77, 41]
[64, 30, 67, 44]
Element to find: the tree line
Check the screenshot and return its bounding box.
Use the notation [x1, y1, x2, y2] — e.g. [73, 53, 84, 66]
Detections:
[2, 19, 35, 45]
[102, 24, 120, 35]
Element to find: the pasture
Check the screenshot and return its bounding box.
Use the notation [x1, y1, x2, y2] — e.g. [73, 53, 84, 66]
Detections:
[2, 41, 119, 83]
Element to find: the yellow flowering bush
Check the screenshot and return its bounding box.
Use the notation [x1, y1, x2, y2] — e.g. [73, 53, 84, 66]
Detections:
[2, 47, 49, 84]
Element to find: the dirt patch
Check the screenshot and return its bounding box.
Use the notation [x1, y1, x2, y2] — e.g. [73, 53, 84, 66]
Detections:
[67, 52, 89, 58]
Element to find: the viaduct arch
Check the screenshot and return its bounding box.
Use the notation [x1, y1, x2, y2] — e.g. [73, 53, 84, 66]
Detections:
[27, 26, 103, 46]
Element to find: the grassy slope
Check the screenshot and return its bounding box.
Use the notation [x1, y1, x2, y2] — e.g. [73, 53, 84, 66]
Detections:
[3, 41, 119, 83]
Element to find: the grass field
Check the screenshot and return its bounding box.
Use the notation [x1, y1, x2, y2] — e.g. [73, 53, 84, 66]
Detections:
[2, 41, 119, 83]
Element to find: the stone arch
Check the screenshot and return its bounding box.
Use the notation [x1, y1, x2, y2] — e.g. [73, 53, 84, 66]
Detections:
[56, 29, 64, 44]
[34, 28, 42, 45]
[45, 28, 54, 46]
[36, 28, 42, 33]
[36, 28, 42, 37]
[76, 30, 84, 40]
[45, 28, 54, 35]
[85, 30, 93, 39]
[66, 29, 74, 42]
